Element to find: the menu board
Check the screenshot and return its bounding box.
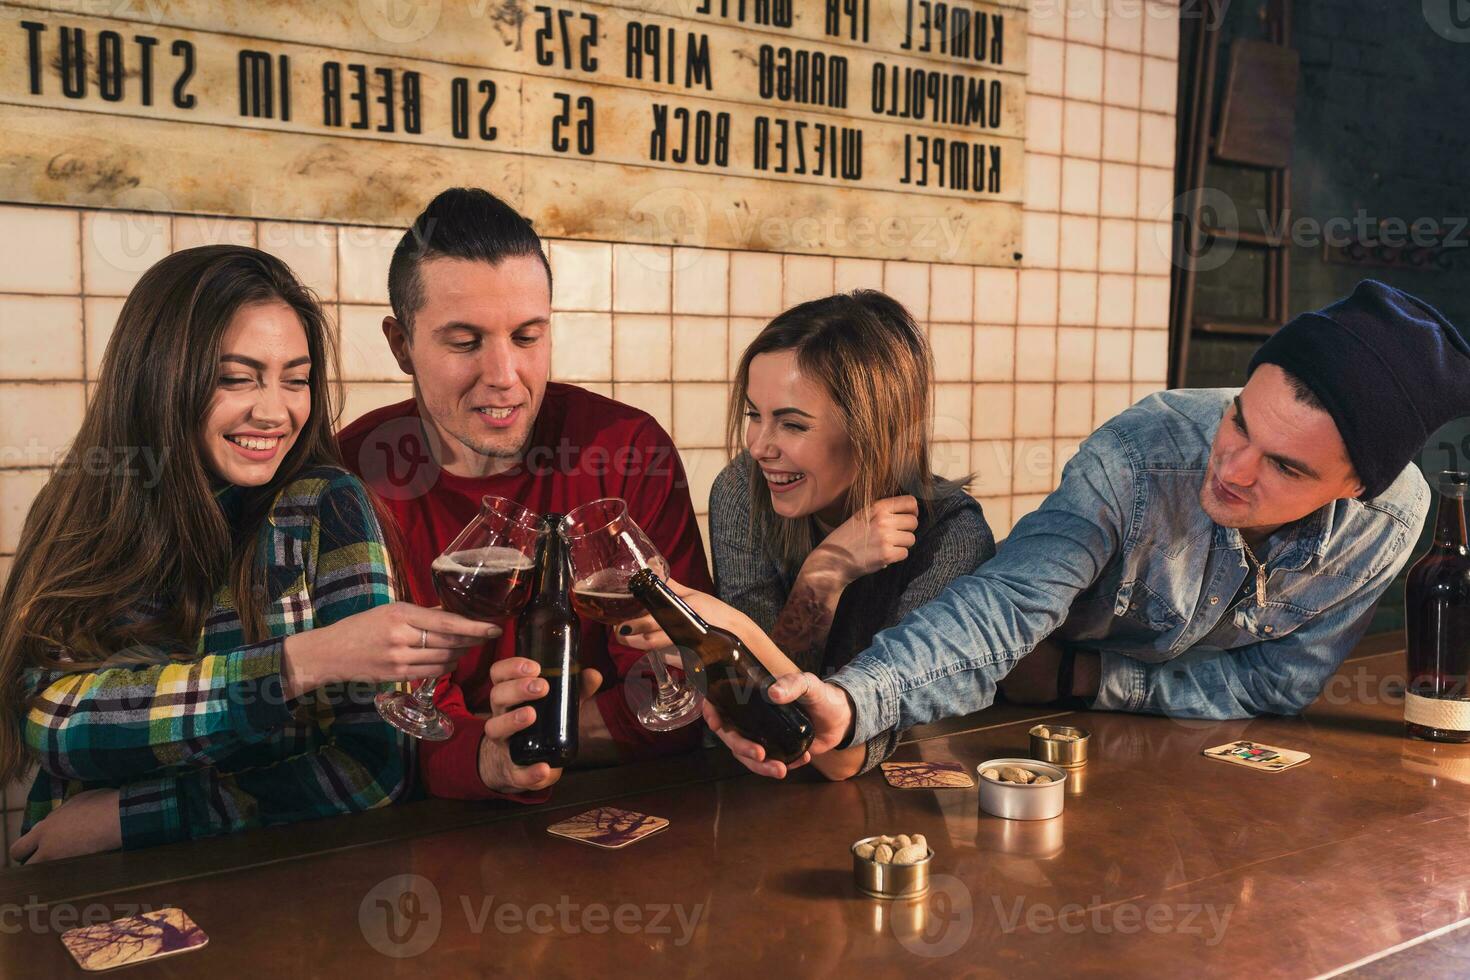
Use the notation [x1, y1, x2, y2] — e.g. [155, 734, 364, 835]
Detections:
[0, 0, 1025, 263]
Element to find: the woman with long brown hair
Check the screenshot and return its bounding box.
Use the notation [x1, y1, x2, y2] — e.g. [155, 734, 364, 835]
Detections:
[621, 290, 995, 779]
[1, 245, 496, 861]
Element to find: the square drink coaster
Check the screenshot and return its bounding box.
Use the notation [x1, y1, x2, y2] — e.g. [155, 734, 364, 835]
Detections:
[881, 761, 977, 789]
[547, 807, 671, 849]
[1202, 739, 1311, 773]
[61, 907, 208, 972]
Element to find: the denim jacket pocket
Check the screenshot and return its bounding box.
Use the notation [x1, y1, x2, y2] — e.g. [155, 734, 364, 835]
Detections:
[1112, 579, 1186, 632]
[1233, 601, 1316, 641]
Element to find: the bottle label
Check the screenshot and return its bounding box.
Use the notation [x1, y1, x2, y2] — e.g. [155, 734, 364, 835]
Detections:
[1405, 691, 1470, 731]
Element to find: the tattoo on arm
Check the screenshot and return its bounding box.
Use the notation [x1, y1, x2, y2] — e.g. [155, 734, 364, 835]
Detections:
[769, 581, 840, 675]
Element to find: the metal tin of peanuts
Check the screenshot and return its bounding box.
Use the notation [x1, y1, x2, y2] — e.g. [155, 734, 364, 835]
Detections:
[977, 759, 1067, 820]
[851, 837, 932, 899]
[1028, 724, 1091, 768]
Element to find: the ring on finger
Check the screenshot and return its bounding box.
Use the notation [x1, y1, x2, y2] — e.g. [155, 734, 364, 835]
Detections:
[419, 628, 428, 649]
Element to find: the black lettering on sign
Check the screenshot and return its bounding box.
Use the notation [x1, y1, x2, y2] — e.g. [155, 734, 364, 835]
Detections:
[626, 23, 713, 90]
[648, 103, 730, 167]
[59, 26, 85, 99]
[753, 115, 861, 180]
[902, 2, 1005, 66]
[20, 21, 44, 95]
[322, 62, 341, 127]
[694, 0, 793, 28]
[451, 77, 498, 140]
[824, 0, 869, 42]
[535, 6, 599, 72]
[19, 23, 180, 108]
[871, 63, 1003, 129]
[402, 71, 422, 133]
[238, 50, 291, 121]
[551, 92, 595, 155]
[374, 66, 394, 132]
[757, 45, 848, 108]
[97, 31, 123, 102]
[135, 35, 157, 106]
[348, 64, 368, 129]
[171, 39, 195, 109]
[319, 62, 418, 132]
[901, 133, 1001, 192]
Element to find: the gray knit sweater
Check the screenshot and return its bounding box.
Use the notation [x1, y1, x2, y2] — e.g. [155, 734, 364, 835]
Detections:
[709, 455, 996, 773]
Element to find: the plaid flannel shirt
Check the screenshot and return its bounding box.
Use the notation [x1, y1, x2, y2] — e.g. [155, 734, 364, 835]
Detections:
[21, 466, 414, 850]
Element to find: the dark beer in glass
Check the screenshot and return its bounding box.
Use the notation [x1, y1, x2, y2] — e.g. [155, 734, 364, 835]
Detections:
[432, 547, 535, 620]
[376, 496, 543, 742]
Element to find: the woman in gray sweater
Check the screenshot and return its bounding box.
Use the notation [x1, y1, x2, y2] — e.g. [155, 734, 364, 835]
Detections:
[622, 291, 995, 779]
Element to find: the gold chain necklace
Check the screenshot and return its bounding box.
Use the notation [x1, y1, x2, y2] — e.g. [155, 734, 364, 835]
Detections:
[1240, 538, 1268, 606]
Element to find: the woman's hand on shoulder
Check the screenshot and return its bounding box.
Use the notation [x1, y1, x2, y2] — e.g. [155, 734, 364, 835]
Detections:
[806, 495, 920, 585]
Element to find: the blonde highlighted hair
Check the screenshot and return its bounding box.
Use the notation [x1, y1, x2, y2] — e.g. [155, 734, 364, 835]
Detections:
[726, 290, 959, 572]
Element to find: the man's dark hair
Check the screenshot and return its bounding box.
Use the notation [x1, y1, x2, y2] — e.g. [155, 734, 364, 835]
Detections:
[388, 187, 552, 333]
[1281, 368, 1326, 413]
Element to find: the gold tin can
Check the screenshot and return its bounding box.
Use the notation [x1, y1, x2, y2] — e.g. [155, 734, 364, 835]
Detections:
[851, 837, 932, 900]
[1028, 724, 1090, 768]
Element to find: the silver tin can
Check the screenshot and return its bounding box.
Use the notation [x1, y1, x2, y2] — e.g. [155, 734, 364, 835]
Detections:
[977, 758, 1067, 820]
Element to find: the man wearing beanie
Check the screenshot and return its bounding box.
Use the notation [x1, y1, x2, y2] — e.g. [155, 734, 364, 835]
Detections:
[705, 281, 1470, 779]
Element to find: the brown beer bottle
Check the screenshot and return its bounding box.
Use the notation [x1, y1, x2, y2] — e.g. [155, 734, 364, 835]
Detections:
[628, 569, 814, 763]
[508, 515, 581, 767]
[1405, 471, 1470, 742]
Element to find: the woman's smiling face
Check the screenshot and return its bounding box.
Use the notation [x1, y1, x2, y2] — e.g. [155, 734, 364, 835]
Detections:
[199, 300, 312, 487]
[743, 350, 858, 524]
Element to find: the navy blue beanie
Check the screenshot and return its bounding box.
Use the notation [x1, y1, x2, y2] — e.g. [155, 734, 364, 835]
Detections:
[1248, 280, 1470, 500]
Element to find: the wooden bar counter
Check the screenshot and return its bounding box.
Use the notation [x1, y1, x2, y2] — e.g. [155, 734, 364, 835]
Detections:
[3, 644, 1468, 978]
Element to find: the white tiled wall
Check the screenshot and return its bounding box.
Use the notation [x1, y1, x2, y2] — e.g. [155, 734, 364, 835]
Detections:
[0, 0, 1181, 836]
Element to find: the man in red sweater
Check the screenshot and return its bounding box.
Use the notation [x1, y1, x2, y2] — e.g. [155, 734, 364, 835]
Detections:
[338, 188, 713, 801]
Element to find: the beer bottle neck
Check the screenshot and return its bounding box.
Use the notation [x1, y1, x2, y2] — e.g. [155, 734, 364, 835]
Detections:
[532, 516, 571, 597]
[1432, 491, 1469, 553]
[629, 569, 710, 643]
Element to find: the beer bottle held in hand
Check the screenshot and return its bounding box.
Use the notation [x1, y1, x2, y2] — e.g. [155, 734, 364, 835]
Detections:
[508, 515, 581, 767]
[628, 569, 814, 764]
[1406, 471, 1470, 742]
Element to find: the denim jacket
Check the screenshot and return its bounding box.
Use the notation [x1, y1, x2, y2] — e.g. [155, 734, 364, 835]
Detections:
[832, 389, 1429, 745]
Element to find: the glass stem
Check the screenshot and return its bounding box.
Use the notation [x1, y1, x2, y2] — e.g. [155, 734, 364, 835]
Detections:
[410, 676, 439, 707]
[649, 649, 681, 703]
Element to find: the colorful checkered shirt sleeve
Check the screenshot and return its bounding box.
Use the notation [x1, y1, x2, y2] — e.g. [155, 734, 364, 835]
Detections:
[22, 469, 413, 849]
[22, 640, 297, 782]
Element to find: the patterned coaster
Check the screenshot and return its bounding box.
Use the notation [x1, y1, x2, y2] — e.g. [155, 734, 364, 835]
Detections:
[881, 761, 976, 788]
[61, 907, 208, 971]
[547, 807, 671, 849]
